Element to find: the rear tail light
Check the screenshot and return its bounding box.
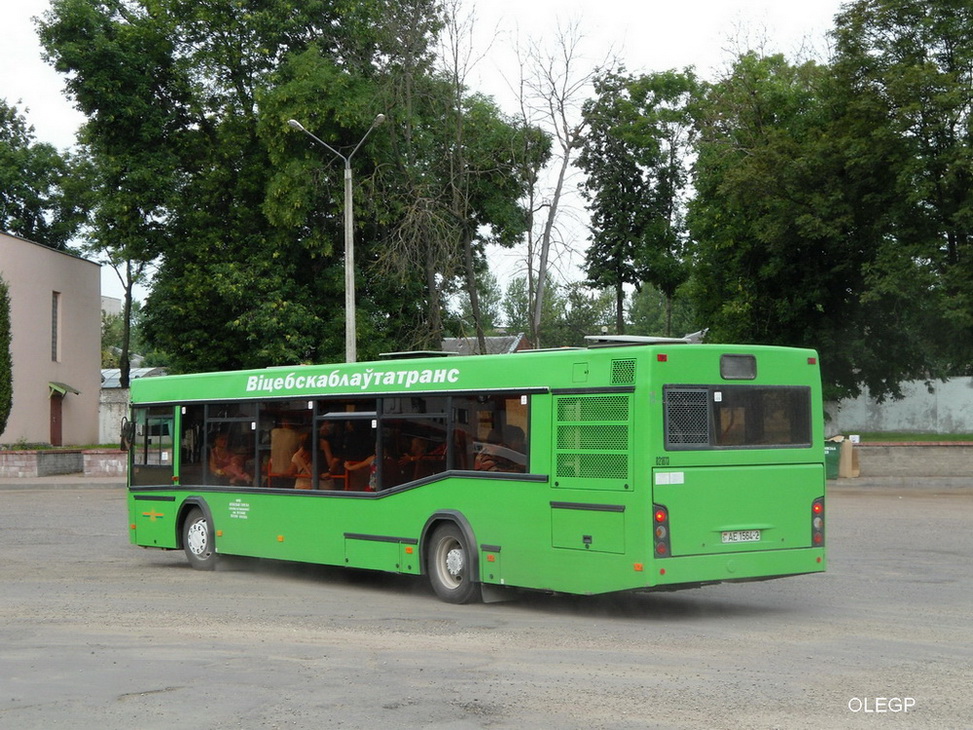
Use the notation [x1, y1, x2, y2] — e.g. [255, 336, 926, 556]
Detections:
[811, 497, 825, 546]
[653, 504, 671, 558]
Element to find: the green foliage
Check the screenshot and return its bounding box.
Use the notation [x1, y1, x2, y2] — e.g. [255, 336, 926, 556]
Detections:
[830, 0, 973, 383]
[40, 0, 973, 401]
[41, 0, 538, 370]
[502, 277, 613, 347]
[689, 53, 889, 399]
[0, 100, 80, 248]
[0, 276, 11, 435]
[449, 270, 503, 336]
[578, 69, 698, 333]
[102, 302, 158, 367]
[629, 284, 698, 339]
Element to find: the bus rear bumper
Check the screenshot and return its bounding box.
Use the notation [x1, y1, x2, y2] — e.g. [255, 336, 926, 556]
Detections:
[649, 547, 826, 589]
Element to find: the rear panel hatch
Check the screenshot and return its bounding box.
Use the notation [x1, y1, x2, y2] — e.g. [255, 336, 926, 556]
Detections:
[653, 464, 822, 556]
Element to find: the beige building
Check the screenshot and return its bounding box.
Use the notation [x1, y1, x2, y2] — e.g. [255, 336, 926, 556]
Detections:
[0, 231, 101, 446]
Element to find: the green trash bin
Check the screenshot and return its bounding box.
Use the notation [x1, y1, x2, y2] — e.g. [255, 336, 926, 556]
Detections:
[824, 443, 840, 480]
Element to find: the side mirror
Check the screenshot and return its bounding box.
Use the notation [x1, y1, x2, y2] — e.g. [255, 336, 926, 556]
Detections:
[120, 417, 136, 450]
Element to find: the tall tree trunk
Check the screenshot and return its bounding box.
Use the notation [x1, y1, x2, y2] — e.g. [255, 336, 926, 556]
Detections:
[120, 259, 134, 389]
[424, 247, 443, 348]
[462, 231, 486, 354]
[530, 148, 573, 348]
[615, 281, 625, 334]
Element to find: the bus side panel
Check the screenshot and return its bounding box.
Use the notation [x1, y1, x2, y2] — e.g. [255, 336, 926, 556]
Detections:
[130, 494, 179, 548]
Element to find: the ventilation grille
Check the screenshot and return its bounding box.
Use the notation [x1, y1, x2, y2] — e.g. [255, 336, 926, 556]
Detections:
[611, 358, 636, 385]
[556, 453, 629, 479]
[557, 424, 628, 450]
[555, 395, 630, 481]
[557, 395, 630, 422]
[665, 388, 710, 447]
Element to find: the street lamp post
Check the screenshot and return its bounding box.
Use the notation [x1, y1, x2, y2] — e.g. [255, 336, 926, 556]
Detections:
[288, 114, 385, 363]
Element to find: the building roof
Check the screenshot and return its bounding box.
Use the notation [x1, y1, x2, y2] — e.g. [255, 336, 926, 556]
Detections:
[441, 333, 529, 356]
[0, 229, 100, 269]
[101, 367, 168, 389]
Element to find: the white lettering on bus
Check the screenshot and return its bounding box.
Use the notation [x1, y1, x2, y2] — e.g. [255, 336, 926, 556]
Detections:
[244, 367, 461, 394]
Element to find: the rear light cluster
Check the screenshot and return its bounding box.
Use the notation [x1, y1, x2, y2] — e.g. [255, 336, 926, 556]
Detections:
[811, 497, 825, 546]
[653, 504, 671, 557]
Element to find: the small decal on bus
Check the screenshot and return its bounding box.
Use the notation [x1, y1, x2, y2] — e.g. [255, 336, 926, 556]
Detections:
[655, 472, 685, 485]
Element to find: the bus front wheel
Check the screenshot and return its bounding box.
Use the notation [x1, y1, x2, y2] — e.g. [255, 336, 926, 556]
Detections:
[182, 508, 217, 571]
[427, 523, 480, 604]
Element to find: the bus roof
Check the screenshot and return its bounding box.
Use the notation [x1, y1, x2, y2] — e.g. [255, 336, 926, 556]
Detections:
[130, 340, 820, 406]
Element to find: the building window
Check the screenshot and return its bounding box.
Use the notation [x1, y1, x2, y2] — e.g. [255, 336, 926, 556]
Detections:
[51, 291, 61, 362]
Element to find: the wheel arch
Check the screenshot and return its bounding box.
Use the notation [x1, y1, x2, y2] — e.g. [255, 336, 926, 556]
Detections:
[420, 510, 480, 584]
[176, 497, 215, 551]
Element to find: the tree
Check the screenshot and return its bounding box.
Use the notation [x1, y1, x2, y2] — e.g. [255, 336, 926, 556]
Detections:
[42, 0, 450, 373]
[501, 276, 613, 347]
[0, 275, 11, 436]
[450, 269, 503, 337]
[39, 0, 190, 384]
[268, 1, 545, 355]
[831, 0, 973, 382]
[102, 300, 154, 367]
[629, 283, 698, 338]
[509, 20, 599, 348]
[688, 50, 941, 401]
[0, 100, 79, 249]
[689, 54, 863, 395]
[578, 69, 697, 335]
[365, 0, 545, 353]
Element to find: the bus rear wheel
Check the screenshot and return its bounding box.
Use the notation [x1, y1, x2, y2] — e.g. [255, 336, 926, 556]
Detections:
[182, 508, 217, 571]
[427, 523, 480, 604]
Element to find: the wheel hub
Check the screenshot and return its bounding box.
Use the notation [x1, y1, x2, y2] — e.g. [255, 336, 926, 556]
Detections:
[445, 547, 464, 578]
[187, 521, 208, 556]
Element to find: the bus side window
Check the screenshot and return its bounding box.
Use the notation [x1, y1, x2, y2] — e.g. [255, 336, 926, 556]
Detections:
[464, 394, 529, 474]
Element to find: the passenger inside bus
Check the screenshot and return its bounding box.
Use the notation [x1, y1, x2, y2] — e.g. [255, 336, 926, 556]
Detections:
[268, 417, 301, 487]
[318, 422, 342, 473]
[398, 435, 431, 481]
[345, 453, 376, 491]
[209, 433, 253, 485]
[474, 425, 526, 473]
[291, 433, 313, 490]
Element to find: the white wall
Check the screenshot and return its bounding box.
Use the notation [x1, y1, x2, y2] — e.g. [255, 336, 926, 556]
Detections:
[99, 388, 130, 445]
[826, 378, 973, 434]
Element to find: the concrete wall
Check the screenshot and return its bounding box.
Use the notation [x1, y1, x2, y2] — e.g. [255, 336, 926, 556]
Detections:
[0, 449, 126, 477]
[855, 444, 973, 478]
[0, 232, 101, 445]
[99, 388, 130, 445]
[826, 377, 973, 434]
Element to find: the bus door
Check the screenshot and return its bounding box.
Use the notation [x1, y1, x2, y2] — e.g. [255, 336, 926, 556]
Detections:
[130, 406, 175, 487]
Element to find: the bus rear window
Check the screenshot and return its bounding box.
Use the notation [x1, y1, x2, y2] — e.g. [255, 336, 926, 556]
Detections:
[665, 385, 811, 449]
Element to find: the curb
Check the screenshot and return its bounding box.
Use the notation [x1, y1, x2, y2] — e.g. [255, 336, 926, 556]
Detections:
[828, 476, 973, 490]
[0, 476, 126, 491]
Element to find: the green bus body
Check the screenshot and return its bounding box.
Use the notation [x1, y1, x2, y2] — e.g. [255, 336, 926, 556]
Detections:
[126, 341, 826, 601]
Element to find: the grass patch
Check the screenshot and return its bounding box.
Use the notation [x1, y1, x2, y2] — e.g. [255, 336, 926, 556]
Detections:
[854, 432, 973, 442]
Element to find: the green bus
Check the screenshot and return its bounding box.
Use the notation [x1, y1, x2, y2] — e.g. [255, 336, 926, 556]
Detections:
[126, 337, 826, 603]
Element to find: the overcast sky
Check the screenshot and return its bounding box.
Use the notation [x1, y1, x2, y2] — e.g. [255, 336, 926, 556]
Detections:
[1, 0, 846, 300]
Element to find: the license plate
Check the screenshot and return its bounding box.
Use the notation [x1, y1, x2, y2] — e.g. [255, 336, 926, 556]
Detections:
[721, 529, 761, 544]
